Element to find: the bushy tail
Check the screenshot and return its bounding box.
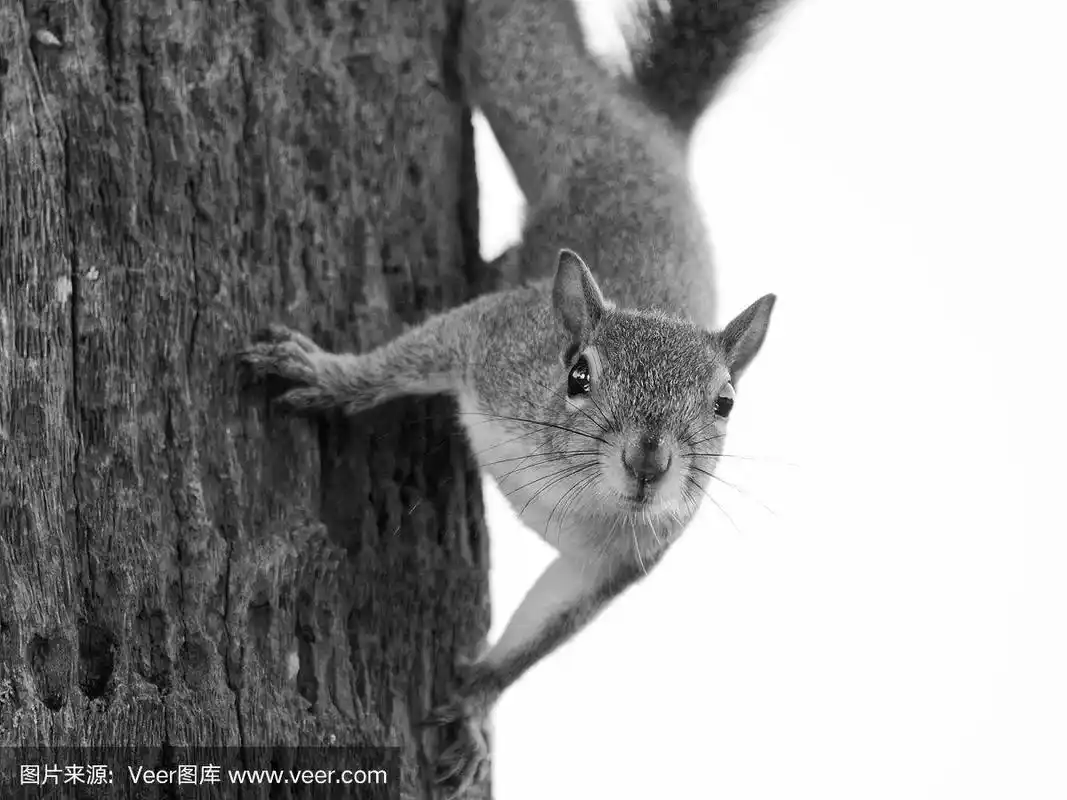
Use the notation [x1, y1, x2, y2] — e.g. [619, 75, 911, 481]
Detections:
[625, 0, 783, 137]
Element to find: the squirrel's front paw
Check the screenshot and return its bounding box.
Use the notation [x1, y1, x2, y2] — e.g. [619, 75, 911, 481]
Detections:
[238, 324, 333, 412]
[424, 687, 495, 799]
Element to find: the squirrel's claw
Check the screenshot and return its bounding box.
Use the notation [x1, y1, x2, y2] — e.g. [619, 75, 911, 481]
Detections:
[424, 691, 493, 798]
[238, 325, 325, 387]
[249, 324, 321, 354]
[436, 738, 490, 800]
[238, 326, 362, 414]
[238, 339, 317, 382]
[238, 329, 347, 414]
[270, 386, 333, 413]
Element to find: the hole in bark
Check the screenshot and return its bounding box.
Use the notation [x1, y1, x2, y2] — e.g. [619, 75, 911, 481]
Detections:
[306, 147, 328, 173]
[296, 591, 317, 706]
[180, 637, 212, 691]
[78, 623, 116, 699]
[346, 608, 371, 709]
[296, 591, 315, 641]
[248, 595, 273, 654]
[27, 634, 72, 711]
[135, 610, 170, 692]
[296, 636, 317, 706]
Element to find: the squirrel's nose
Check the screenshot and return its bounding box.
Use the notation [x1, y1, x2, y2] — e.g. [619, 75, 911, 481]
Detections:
[623, 435, 672, 484]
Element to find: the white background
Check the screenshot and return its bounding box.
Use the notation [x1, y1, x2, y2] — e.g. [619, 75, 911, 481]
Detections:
[474, 0, 1067, 797]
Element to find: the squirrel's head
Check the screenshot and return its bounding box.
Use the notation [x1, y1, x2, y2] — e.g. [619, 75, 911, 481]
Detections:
[550, 249, 775, 529]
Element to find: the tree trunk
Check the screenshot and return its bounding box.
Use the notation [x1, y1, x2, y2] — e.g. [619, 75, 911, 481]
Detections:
[0, 0, 489, 796]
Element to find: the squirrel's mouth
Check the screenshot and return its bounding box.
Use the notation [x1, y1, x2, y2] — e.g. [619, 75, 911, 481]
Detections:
[621, 483, 657, 508]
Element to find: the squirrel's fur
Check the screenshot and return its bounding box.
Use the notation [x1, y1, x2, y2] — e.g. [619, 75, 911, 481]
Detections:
[241, 0, 778, 794]
[626, 0, 782, 137]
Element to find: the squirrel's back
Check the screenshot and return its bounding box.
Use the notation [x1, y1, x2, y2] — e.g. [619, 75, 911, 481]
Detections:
[464, 0, 777, 328]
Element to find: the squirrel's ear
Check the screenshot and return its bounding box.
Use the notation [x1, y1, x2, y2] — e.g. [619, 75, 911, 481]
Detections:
[553, 249, 606, 341]
[718, 294, 776, 381]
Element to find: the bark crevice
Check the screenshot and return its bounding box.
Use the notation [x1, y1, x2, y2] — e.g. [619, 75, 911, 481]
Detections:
[2, 0, 490, 795]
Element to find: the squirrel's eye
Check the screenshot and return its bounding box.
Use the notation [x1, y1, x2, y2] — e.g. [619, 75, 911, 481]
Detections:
[567, 355, 591, 397]
[714, 382, 736, 419]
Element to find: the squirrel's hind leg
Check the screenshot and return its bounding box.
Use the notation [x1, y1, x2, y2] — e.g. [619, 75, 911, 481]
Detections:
[424, 684, 493, 799]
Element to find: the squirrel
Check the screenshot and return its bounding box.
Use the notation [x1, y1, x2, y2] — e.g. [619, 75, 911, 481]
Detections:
[240, 0, 780, 794]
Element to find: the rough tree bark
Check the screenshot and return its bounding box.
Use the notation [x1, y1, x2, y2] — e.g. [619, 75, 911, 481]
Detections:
[0, 0, 490, 796]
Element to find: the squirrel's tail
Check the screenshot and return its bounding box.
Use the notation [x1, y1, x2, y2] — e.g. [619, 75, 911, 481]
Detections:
[624, 0, 782, 138]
